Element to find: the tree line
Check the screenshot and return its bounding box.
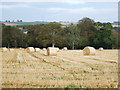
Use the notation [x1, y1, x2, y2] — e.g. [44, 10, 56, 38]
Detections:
[2, 17, 119, 49]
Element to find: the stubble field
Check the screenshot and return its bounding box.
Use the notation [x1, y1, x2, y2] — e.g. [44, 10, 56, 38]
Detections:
[1, 49, 118, 88]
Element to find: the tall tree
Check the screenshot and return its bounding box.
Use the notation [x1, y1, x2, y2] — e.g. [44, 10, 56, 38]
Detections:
[26, 23, 64, 48]
[2, 26, 26, 48]
[91, 22, 115, 49]
[77, 17, 97, 46]
[45, 22, 63, 47]
[64, 24, 81, 49]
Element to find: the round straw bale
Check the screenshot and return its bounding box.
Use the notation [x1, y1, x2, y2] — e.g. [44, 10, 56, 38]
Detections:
[19, 48, 22, 50]
[35, 48, 40, 52]
[99, 47, 104, 51]
[43, 48, 46, 51]
[63, 47, 67, 50]
[2, 47, 8, 52]
[47, 47, 57, 56]
[26, 47, 35, 53]
[55, 47, 59, 52]
[9, 48, 14, 51]
[20, 48, 24, 50]
[83, 46, 96, 55]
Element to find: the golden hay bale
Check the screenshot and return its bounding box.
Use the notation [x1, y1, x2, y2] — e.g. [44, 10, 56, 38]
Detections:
[35, 48, 40, 52]
[2, 47, 8, 52]
[63, 47, 68, 50]
[43, 48, 46, 51]
[83, 46, 96, 55]
[19, 48, 23, 50]
[99, 47, 104, 51]
[20, 48, 24, 50]
[9, 48, 14, 51]
[55, 47, 59, 52]
[47, 47, 57, 56]
[26, 47, 35, 53]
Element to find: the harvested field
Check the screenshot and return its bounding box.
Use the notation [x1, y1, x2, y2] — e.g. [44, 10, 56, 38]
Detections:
[1, 49, 118, 88]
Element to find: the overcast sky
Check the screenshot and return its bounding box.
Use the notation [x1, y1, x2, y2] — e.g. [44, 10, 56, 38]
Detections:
[0, 0, 118, 23]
